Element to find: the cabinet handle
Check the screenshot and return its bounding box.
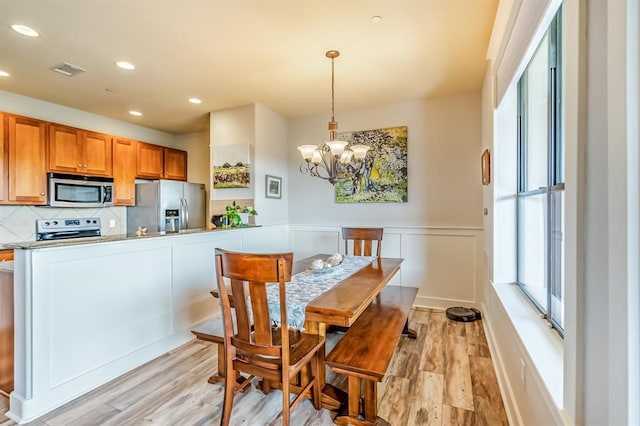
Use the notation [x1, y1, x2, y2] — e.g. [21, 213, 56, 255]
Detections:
[83, 164, 87, 168]
[78, 163, 82, 168]
[40, 192, 45, 196]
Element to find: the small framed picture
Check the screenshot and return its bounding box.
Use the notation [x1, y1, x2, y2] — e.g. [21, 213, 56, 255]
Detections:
[265, 175, 282, 199]
[481, 149, 491, 185]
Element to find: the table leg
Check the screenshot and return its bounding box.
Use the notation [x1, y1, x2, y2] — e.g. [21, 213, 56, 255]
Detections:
[363, 379, 376, 422]
[304, 320, 346, 411]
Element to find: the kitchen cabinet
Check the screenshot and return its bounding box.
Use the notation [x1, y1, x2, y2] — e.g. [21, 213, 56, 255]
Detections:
[0, 113, 5, 203]
[7, 115, 47, 204]
[48, 124, 112, 176]
[113, 137, 137, 206]
[136, 143, 188, 181]
[0, 249, 13, 395]
[136, 142, 164, 179]
[163, 147, 187, 181]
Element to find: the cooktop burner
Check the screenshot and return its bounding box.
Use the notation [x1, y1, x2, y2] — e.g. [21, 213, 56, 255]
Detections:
[36, 218, 102, 241]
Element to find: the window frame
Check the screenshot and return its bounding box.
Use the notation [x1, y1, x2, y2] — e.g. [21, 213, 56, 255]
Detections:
[516, 9, 564, 336]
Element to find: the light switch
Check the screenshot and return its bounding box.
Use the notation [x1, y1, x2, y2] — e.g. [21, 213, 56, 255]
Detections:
[109, 219, 116, 228]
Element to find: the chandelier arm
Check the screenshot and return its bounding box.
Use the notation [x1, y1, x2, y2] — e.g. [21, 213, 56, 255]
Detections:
[309, 164, 333, 181]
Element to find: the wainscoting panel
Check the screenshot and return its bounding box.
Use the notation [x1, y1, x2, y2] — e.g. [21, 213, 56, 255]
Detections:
[290, 229, 341, 260]
[404, 231, 478, 305]
[289, 225, 483, 308]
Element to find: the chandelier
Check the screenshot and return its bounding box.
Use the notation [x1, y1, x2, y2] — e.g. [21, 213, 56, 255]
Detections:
[297, 50, 370, 185]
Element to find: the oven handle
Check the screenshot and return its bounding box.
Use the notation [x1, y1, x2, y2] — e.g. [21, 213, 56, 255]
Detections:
[37, 231, 81, 240]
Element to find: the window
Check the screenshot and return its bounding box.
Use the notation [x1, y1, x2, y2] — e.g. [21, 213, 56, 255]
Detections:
[517, 9, 564, 334]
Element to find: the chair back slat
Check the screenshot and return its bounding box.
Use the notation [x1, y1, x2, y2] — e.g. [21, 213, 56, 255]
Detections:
[342, 227, 383, 257]
[229, 278, 252, 341]
[248, 280, 273, 346]
[215, 248, 293, 354]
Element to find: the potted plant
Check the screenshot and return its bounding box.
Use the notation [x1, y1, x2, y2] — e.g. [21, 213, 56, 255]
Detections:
[222, 201, 258, 228]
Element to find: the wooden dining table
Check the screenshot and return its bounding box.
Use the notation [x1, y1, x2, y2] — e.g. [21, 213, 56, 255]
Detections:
[290, 254, 404, 410]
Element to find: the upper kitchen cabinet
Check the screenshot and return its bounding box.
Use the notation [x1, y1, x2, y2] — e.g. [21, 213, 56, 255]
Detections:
[6, 115, 47, 205]
[136, 142, 164, 179]
[0, 114, 5, 203]
[112, 137, 137, 206]
[163, 148, 187, 181]
[136, 142, 187, 181]
[48, 124, 112, 176]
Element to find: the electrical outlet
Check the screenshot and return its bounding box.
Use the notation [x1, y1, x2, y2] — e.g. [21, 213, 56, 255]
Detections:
[109, 219, 116, 228]
[520, 358, 527, 388]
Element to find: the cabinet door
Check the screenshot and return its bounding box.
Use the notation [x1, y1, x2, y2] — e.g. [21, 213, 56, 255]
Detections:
[83, 131, 113, 176]
[136, 142, 164, 179]
[163, 148, 187, 181]
[0, 113, 5, 202]
[8, 115, 47, 204]
[113, 137, 136, 206]
[48, 124, 81, 174]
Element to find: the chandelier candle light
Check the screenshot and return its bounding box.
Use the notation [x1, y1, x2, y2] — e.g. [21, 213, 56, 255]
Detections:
[297, 50, 370, 185]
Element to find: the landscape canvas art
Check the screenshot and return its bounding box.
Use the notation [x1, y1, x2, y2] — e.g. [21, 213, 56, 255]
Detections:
[335, 126, 408, 203]
[213, 144, 250, 189]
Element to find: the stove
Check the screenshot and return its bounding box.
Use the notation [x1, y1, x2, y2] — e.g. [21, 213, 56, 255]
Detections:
[36, 218, 102, 241]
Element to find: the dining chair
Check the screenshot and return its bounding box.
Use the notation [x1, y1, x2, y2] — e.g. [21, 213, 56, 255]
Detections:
[341, 227, 417, 339]
[342, 227, 383, 257]
[215, 248, 325, 426]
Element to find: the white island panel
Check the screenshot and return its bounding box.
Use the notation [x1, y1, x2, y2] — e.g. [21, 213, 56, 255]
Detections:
[8, 226, 286, 423]
[48, 247, 173, 387]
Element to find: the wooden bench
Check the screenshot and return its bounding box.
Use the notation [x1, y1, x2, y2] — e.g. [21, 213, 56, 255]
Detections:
[326, 285, 418, 426]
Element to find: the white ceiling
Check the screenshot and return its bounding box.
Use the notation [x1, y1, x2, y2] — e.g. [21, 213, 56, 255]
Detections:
[0, 0, 498, 135]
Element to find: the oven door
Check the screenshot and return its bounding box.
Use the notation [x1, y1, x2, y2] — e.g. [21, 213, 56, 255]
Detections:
[48, 176, 113, 208]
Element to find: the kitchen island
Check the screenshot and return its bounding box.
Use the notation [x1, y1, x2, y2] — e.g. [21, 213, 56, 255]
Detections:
[4, 225, 288, 423]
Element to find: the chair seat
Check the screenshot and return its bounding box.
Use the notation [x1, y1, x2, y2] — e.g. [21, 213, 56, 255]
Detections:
[235, 330, 324, 369]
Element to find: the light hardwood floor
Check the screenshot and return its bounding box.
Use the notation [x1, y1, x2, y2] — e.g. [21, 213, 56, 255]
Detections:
[0, 309, 508, 425]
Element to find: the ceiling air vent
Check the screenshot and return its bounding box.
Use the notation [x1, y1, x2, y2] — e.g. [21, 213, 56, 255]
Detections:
[50, 62, 86, 76]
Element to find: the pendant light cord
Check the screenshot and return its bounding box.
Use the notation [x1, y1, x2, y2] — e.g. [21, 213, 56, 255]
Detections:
[331, 56, 335, 122]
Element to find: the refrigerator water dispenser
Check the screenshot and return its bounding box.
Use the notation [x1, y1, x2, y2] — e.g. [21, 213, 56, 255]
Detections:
[164, 209, 180, 233]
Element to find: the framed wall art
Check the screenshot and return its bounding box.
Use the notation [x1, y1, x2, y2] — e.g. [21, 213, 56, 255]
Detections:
[213, 144, 251, 189]
[335, 126, 408, 203]
[265, 175, 282, 199]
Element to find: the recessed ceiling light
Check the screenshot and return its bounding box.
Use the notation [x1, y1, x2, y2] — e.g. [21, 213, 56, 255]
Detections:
[116, 61, 135, 70]
[0, 71, 9, 77]
[188, 97, 202, 104]
[371, 16, 383, 24]
[129, 110, 142, 116]
[10, 24, 40, 37]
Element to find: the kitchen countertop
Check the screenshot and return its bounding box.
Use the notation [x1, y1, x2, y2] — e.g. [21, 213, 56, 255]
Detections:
[1, 225, 261, 250]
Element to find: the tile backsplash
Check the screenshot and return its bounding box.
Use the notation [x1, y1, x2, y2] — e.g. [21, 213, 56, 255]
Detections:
[0, 205, 126, 244]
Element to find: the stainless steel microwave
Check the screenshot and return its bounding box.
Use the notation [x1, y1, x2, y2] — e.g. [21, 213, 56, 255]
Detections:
[47, 173, 114, 208]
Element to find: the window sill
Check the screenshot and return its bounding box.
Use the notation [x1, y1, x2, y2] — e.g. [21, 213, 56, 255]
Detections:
[492, 282, 564, 409]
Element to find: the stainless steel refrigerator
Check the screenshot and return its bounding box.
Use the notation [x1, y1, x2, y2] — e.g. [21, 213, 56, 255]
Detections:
[126, 180, 206, 234]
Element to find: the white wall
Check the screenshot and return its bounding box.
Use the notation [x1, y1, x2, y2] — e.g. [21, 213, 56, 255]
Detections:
[254, 103, 289, 225]
[174, 131, 210, 187]
[209, 104, 255, 202]
[482, 0, 640, 425]
[287, 95, 483, 228]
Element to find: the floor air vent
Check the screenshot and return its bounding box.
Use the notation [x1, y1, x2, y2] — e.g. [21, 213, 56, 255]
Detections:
[50, 62, 86, 76]
[446, 306, 481, 322]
